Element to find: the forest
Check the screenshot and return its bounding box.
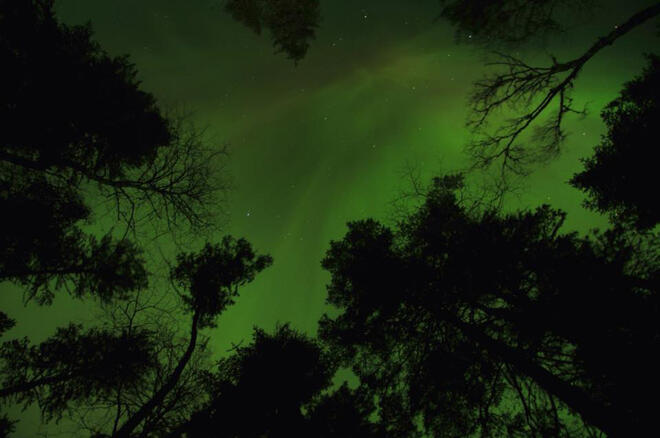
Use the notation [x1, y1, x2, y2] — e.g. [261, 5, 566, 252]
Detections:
[0, 0, 658, 437]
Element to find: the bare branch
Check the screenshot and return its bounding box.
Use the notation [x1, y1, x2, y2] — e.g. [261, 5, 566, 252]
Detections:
[466, 2, 660, 177]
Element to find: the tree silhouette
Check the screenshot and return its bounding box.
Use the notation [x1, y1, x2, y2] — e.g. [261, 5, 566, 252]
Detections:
[177, 324, 334, 437]
[438, 0, 595, 48]
[318, 174, 658, 436]
[68, 289, 215, 437]
[570, 53, 660, 230]
[444, 1, 660, 179]
[0, 236, 271, 437]
[0, 0, 169, 177]
[0, 192, 149, 305]
[224, 0, 320, 62]
[0, 167, 150, 304]
[0, 0, 226, 304]
[0, 324, 158, 422]
[169, 323, 386, 438]
[306, 382, 388, 438]
[112, 237, 272, 438]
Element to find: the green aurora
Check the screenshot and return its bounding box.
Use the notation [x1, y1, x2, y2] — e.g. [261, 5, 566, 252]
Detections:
[1, 0, 658, 434]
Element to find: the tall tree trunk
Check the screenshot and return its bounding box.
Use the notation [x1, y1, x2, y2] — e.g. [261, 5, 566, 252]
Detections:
[113, 311, 200, 438]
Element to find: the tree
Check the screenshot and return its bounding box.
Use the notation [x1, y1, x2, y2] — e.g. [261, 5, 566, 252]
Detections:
[318, 174, 658, 436]
[0, 0, 170, 179]
[72, 289, 215, 437]
[0, 324, 158, 422]
[177, 324, 335, 437]
[440, 0, 660, 179]
[112, 236, 272, 438]
[570, 53, 660, 230]
[306, 382, 388, 438]
[438, 0, 596, 48]
[224, 0, 320, 62]
[170, 324, 386, 438]
[0, 190, 149, 304]
[0, 236, 271, 437]
[0, 0, 226, 304]
[0, 164, 149, 305]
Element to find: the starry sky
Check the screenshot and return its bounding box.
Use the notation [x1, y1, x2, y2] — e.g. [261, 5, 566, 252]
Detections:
[1, 0, 658, 434]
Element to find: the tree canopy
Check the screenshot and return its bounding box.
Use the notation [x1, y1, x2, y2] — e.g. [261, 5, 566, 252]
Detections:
[319, 174, 659, 436]
[173, 324, 385, 438]
[445, 0, 660, 180]
[438, 0, 596, 47]
[0, 0, 226, 305]
[1, 236, 272, 436]
[224, 0, 320, 62]
[571, 53, 660, 230]
[0, 324, 158, 422]
[0, 0, 171, 176]
[171, 237, 274, 329]
[112, 237, 272, 438]
[0, 1, 240, 434]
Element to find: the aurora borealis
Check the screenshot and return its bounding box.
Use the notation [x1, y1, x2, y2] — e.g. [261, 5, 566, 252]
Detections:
[1, 0, 658, 434]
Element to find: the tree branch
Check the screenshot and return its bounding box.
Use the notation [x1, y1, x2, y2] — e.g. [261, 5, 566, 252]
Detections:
[467, 2, 660, 177]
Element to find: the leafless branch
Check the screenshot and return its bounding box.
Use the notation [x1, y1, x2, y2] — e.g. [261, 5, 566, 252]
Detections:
[466, 2, 660, 178]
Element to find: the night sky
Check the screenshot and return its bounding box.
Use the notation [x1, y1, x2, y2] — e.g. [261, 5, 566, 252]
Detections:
[1, 0, 658, 435]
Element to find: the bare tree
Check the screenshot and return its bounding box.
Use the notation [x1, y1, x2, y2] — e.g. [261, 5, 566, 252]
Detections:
[458, 2, 660, 180]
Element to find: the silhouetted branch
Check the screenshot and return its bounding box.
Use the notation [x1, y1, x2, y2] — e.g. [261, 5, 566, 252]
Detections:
[0, 118, 228, 236]
[467, 2, 660, 177]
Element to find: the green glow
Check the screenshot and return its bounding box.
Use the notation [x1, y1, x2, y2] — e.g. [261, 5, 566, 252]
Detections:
[1, 0, 658, 434]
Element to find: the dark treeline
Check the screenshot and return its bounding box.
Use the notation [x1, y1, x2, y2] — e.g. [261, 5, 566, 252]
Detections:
[0, 0, 658, 437]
